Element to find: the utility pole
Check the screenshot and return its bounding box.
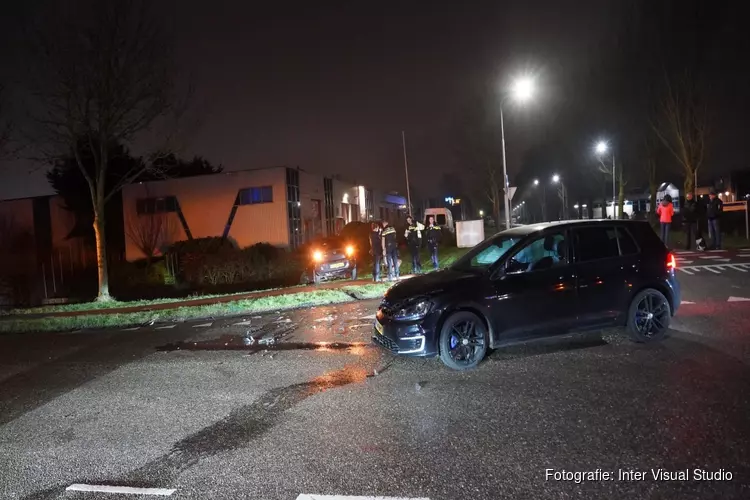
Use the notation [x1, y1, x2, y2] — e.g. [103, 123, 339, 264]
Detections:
[612, 153, 617, 219]
[401, 130, 412, 217]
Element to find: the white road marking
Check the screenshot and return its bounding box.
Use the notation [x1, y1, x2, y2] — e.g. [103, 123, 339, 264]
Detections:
[728, 296, 750, 302]
[121, 327, 139, 331]
[156, 324, 177, 329]
[234, 320, 253, 326]
[296, 496, 429, 500]
[681, 301, 696, 304]
[699, 255, 723, 259]
[729, 265, 748, 272]
[738, 254, 750, 258]
[360, 314, 376, 320]
[678, 268, 695, 275]
[677, 260, 695, 264]
[66, 484, 175, 496]
[704, 267, 721, 274]
[675, 251, 696, 255]
[192, 322, 213, 328]
[707, 249, 727, 252]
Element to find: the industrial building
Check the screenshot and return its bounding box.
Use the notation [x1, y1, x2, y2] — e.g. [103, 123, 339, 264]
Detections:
[121, 166, 407, 261]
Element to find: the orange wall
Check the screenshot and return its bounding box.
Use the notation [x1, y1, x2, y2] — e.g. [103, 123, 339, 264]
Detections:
[122, 168, 289, 261]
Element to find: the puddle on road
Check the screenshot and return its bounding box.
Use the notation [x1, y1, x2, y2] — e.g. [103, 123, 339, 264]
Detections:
[156, 335, 371, 355]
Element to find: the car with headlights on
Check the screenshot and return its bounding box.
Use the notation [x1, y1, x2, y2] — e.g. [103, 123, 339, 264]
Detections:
[301, 236, 358, 284]
[373, 220, 681, 370]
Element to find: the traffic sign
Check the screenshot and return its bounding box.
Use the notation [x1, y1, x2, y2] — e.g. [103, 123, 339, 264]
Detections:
[507, 186, 517, 200]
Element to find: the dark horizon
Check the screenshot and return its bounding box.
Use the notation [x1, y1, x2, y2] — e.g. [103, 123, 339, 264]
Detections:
[1, 1, 747, 204]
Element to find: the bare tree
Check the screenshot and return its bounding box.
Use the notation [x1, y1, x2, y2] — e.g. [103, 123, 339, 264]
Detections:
[126, 213, 176, 263]
[651, 73, 708, 195]
[0, 86, 12, 159]
[28, 0, 183, 301]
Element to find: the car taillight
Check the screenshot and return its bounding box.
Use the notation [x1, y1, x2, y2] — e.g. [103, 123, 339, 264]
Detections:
[667, 253, 677, 270]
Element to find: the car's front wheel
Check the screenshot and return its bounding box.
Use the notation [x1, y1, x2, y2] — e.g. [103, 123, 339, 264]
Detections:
[626, 288, 671, 342]
[350, 265, 357, 280]
[438, 311, 488, 370]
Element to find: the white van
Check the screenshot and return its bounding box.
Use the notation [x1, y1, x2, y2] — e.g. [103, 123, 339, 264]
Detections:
[424, 208, 455, 233]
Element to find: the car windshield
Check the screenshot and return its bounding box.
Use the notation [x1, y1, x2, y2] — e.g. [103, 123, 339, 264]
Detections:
[451, 235, 523, 271]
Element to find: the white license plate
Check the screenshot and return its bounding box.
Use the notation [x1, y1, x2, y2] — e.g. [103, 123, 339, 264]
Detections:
[374, 320, 384, 334]
[329, 262, 345, 269]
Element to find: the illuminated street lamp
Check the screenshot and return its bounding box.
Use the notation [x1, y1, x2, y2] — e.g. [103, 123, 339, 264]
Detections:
[479, 210, 484, 217]
[552, 174, 567, 219]
[500, 75, 536, 230]
[533, 179, 539, 186]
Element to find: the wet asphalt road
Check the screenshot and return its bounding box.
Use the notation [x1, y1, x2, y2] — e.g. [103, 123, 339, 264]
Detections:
[2, 262, 750, 499]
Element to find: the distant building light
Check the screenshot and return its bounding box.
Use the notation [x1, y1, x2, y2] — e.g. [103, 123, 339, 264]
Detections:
[724, 191, 730, 196]
[582, 204, 588, 208]
[297, 201, 301, 207]
[343, 193, 349, 204]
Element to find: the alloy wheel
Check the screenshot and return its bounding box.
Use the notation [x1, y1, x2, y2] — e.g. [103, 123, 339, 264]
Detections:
[634, 292, 669, 338]
[448, 319, 485, 365]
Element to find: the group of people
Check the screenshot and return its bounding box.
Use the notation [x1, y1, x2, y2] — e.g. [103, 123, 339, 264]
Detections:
[368, 215, 442, 281]
[657, 190, 724, 250]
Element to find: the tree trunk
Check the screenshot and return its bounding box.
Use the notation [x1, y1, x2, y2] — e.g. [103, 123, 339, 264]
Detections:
[93, 204, 112, 301]
[684, 169, 695, 196]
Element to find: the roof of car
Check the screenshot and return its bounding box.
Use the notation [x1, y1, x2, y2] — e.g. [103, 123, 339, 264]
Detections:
[499, 219, 647, 237]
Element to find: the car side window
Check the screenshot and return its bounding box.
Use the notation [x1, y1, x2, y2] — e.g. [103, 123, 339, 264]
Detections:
[574, 226, 620, 262]
[506, 232, 567, 274]
[616, 227, 639, 255]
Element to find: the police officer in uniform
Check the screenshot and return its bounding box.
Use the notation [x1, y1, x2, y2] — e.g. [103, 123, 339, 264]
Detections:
[425, 215, 442, 270]
[369, 221, 383, 281]
[381, 220, 399, 280]
[404, 216, 424, 273]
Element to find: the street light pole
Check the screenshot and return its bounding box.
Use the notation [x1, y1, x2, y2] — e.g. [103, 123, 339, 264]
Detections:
[500, 106, 511, 230]
[612, 153, 616, 219]
[401, 130, 412, 217]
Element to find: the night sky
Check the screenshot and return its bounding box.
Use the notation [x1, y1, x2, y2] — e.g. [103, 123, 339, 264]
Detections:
[0, 1, 746, 203]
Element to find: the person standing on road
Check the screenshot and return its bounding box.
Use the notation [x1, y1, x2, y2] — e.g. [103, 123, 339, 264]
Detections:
[404, 216, 424, 274]
[682, 192, 701, 250]
[425, 216, 442, 270]
[369, 221, 383, 282]
[707, 190, 724, 249]
[381, 220, 399, 280]
[657, 195, 674, 245]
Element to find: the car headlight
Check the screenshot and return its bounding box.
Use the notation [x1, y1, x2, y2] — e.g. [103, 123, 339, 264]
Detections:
[393, 299, 432, 321]
[345, 245, 355, 257]
[312, 250, 323, 262]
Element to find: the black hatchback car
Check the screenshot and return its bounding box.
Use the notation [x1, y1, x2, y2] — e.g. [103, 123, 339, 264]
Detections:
[373, 220, 681, 370]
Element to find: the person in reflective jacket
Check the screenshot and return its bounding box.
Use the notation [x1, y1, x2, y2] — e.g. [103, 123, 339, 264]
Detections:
[404, 216, 424, 273]
[425, 216, 442, 270]
[381, 220, 399, 280]
[369, 222, 383, 281]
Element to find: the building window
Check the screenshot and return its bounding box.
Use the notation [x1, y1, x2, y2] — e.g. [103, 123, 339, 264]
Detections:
[136, 196, 177, 215]
[286, 168, 302, 248]
[324, 178, 335, 236]
[238, 186, 273, 205]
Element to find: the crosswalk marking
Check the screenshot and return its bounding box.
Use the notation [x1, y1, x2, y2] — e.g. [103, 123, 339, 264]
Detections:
[681, 300, 696, 304]
[707, 249, 727, 253]
[296, 496, 430, 500]
[699, 255, 723, 260]
[679, 263, 750, 275]
[728, 296, 750, 302]
[66, 484, 175, 496]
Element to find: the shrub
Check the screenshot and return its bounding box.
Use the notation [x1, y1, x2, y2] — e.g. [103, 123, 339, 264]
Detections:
[179, 242, 302, 287]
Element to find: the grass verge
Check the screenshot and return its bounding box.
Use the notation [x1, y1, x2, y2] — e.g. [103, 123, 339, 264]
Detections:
[0, 286, 302, 317]
[341, 283, 393, 300]
[0, 290, 353, 334]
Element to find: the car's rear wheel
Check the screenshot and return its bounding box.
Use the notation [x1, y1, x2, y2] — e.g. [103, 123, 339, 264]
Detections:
[626, 288, 671, 342]
[438, 311, 488, 370]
